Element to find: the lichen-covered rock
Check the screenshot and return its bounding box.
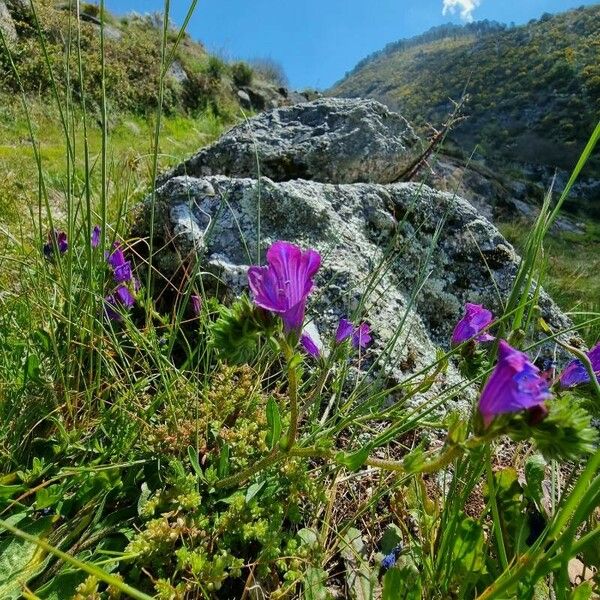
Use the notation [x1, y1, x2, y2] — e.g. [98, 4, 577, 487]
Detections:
[0, 0, 17, 44]
[133, 174, 574, 411]
[160, 98, 420, 185]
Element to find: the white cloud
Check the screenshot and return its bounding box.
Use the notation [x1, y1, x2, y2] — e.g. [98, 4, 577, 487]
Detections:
[442, 0, 481, 22]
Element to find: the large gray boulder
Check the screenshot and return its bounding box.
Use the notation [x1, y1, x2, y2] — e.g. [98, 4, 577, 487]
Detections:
[161, 98, 420, 185]
[134, 174, 574, 409]
[136, 99, 576, 411]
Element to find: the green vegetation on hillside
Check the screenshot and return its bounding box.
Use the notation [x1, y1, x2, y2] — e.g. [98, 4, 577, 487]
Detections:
[332, 6, 600, 175]
[0, 0, 245, 117]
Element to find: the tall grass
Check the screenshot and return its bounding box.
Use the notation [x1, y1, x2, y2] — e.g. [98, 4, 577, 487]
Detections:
[0, 2, 599, 599]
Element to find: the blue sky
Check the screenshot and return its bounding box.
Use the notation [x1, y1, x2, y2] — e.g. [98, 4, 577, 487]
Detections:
[104, 0, 600, 89]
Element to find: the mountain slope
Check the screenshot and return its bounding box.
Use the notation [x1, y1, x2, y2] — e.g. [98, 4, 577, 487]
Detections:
[331, 6, 600, 200]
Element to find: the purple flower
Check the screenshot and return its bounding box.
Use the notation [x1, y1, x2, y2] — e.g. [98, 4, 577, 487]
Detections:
[103, 295, 121, 321]
[336, 318, 372, 349]
[106, 242, 133, 284]
[106, 243, 126, 269]
[113, 262, 133, 284]
[451, 303, 494, 346]
[479, 340, 552, 427]
[353, 322, 372, 349]
[559, 343, 600, 388]
[43, 230, 68, 258]
[91, 225, 101, 248]
[300, 333, 321, 358]
[191, 294, 202, 316]
[336, 318, 354, 343]
[104, 284, 135, 321]
[247, 241, 321, 333]
[115, 284, 135, 308]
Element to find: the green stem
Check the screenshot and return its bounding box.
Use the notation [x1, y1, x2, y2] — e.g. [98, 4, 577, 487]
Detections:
[365, 443, 464, 474]
[281, 339, 300, 451]
[485, 445, 509, 570]
[215, 450, 283, 489]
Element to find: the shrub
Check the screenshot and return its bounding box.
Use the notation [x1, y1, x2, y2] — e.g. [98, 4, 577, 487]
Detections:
[231, 61, 253, 87]
[249, 57, 289, 87]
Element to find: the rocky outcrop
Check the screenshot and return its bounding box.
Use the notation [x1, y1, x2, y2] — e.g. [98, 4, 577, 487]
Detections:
[235, 79, 321, 113]
[161, 98, 420, 185]
[428, 155, 586, 233]
[136, 99, 575, 410]
[0, 0, 17, 44]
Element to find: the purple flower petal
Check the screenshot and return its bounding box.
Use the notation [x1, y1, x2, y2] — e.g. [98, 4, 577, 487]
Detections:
[191, 294, 202, 316]
[91, 225, 101, 248]
[103, 294, 122, 321]
[352, 322, 372, 349]
[43, 230, 68, 257]
[451, 303, 494, 346]
[107, 243, 127, 270]
[115, 284, 135, 308]
[113, 261, 133, 284]
[336, 318, 354, 343]
[248, 241, 321, 332]
[57, 231, 68, 254]
[479, 340, 552, 427]
[300, 333, 320, 358]
[559, 343, 600, 388]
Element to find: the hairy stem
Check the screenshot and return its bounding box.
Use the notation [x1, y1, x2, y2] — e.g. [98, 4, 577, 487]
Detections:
[281, 338, 300, 450]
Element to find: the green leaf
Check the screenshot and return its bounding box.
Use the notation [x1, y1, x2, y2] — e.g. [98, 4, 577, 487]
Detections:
[245, 481, 265, 503]
[0, 485, 25, 502]
[450, 516, 487, 578]
[33, 329, 52, 354]
[265, 397, 282, 450]
[524, 454, 546, 508]
[137, 483, 152, 517]
[569, 582, 593, 600]
[0, 516, 53, 599]
[341, 528, 376, 600]
[35, 485, 64, 510]
[382, 566, 421, 600]
[218, 444, 230, 478]
[380, 524, 403, 555]
[35, 568, 87, 600]
[187, 445, 203, 479]
[23, 354, 41, 383]
[297, 528, 319, 548]
[335, 446, 370, 472]
[303, 566, 331, 600]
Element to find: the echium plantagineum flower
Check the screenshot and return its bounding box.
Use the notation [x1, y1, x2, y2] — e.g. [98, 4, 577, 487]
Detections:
[300, 332, 320, 358]
[479, 340, 552, 427]
[106, 242, 133, 284]
[451, 303, 494, 346]
[247, 241, 321, 333]
[91, 225, 101, 249]
[104, 284, 135, 321]
[191, 294, 202, 317]
[559, 343, 600, 388]
[43, 229, 68, 258]
[335, 318, 372, 349]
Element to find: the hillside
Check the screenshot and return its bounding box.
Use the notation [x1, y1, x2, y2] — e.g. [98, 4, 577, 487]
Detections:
[0, 0, 300, 117]
[331, 6, 600, 212]
[0, 0, 311, 242]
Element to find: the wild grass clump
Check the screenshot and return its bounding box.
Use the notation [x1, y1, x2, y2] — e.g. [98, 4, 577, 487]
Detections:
[0, 2, 599, 599]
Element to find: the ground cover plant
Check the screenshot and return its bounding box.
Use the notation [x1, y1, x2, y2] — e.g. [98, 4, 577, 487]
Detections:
[1, 2, 600, 599]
